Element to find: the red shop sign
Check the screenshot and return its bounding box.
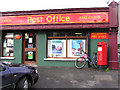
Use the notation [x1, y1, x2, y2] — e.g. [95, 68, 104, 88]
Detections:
[90, 33, 109, 39]
[0, 12, 108, 26]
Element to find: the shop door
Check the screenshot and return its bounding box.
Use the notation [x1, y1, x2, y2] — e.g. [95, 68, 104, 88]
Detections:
[23, 32, 37, 65]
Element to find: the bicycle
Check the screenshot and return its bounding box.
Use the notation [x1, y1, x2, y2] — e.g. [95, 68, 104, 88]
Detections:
[75, 49, 98, 69]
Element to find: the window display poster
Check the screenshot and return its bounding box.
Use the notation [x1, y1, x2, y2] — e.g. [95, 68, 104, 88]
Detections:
[3, 40, 7, 48]
[3, 49, 9, 56]
[72, 40, 83, 56]
[52, 40, 63, 54]
[6, 47, 9, 53]
[5, 33, 14, 38]
[28, 52, 33, 59]
[10, 53, 13, 56]
[29, 38, 33, 43]
[28, 44, 33, 48]
[7, 39, 13, 46]
[25, 33, 29, 39]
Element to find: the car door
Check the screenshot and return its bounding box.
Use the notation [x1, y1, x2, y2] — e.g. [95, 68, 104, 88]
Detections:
[0, 64, 2, 89]
[0, 64, 12, 88]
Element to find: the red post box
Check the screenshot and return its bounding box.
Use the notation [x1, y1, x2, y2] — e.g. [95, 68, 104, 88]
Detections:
[97, 41, 107, 65]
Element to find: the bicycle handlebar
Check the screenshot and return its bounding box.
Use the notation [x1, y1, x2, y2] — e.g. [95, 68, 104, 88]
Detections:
[80, 48, 97, 55]
[80, 48, 86, 54]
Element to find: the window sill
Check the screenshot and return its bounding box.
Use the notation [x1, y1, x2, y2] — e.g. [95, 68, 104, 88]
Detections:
[44, 58, 76, 61]
[0, 57, 15, 60]
[44, 58, 88, 61]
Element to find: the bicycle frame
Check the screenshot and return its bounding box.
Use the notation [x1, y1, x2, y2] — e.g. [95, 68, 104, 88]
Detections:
[87, 55, 96, 64]
[80, 52, 96, 64]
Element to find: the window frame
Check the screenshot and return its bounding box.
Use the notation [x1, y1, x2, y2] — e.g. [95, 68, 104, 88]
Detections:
[47, 30, 88, 58]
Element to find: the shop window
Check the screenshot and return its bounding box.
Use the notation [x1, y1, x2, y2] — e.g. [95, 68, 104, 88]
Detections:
[3, 33, 14, 57]
[47, 31, 87, 58]
[25, 33, 36, 48]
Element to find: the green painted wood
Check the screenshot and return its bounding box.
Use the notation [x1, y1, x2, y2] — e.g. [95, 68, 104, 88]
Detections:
[37, 31, 47, 66]
[13, 32, 23, 64]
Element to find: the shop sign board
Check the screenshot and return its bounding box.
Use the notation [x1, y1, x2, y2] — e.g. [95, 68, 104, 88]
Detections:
[0, 12, 108, 25]
[90, 33, 108, 39]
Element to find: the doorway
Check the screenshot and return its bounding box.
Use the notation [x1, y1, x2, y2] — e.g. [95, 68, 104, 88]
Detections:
[23, 32, 37, 65]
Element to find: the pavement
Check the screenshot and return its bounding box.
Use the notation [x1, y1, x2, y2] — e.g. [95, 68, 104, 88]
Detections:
[31, 66, 119, 89]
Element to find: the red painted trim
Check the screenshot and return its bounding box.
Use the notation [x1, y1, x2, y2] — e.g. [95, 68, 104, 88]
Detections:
[108, 30, 119, 69]
[0, 23, 109, 30]
[108, 61, 119, 70]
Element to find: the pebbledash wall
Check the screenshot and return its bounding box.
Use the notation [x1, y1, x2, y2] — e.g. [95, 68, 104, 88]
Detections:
[0, 1, 119, 69]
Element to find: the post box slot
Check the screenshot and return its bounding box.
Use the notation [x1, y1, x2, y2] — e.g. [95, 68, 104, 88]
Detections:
[97, 45, 102, 46]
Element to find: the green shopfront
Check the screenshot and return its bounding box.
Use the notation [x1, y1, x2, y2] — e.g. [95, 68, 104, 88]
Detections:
[0, 1, 119, 69]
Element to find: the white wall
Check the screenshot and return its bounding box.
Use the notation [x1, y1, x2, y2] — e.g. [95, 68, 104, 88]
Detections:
[0, 0, 111, 12]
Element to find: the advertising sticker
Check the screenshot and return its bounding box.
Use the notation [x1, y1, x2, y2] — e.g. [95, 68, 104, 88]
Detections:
[28, 52, 33, 59]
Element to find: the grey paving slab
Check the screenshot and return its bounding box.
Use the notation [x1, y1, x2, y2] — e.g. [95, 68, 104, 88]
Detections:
[32, 67, 119, 88]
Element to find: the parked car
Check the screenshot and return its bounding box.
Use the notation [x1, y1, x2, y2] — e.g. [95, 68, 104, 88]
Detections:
[0, 61, 39, 89]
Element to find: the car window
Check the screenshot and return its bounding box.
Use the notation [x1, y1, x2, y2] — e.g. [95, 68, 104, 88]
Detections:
[0, 65, 3, 72]
[0, 64, 5, 72]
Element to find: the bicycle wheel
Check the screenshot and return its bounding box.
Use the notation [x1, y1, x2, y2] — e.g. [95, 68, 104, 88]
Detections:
[89, 61, 95, 68]
[93, 57, 98, 69]
[87, 57, 94, 68]
[75, 57, 86, 69]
